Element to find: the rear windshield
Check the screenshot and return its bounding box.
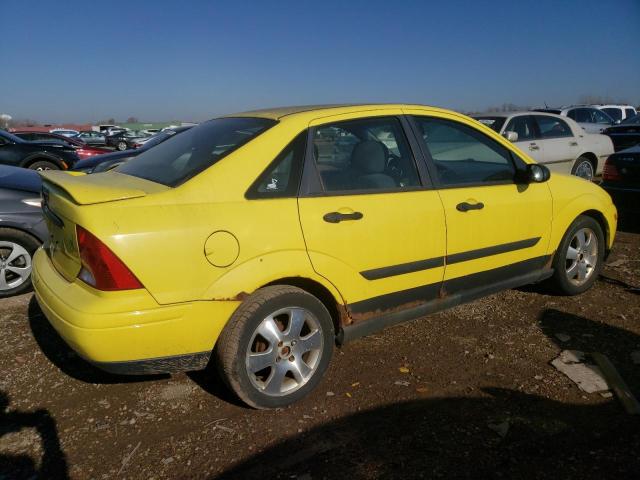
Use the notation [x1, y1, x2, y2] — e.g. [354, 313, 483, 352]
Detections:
[473, 116, 506, 133]
[117, 117, 276, 186]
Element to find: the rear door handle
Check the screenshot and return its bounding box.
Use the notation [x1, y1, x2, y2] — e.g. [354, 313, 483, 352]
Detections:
[529, 143, 540, 151]
[456, 202, 484, 212]
[323, 211, 364, 223]
[569, 141, 578, 146]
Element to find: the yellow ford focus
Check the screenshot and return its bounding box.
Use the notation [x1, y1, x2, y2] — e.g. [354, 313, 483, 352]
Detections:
[33, 104, 616, 408]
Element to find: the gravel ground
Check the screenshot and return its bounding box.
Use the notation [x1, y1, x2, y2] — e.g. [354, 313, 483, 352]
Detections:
[1, 213, 638, 480]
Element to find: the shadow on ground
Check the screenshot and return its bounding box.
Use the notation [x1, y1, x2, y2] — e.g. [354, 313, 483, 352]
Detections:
[0, 391, 69, 480]
[218, 310, 640, 479]
[27, 296, 168, 385]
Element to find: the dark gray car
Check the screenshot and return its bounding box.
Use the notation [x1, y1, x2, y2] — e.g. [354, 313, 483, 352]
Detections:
[0, 165, 46, 297]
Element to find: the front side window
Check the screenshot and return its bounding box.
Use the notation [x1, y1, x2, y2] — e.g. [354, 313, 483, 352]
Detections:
[624, 108, 636, 119]
[311, 117, 420, 193]
[535, 116, 573, 138]
[413, 117, 515, 187]
[602, 108, 622, 122]
[504, 116, 537, 141]
[118, 117, 276, 186]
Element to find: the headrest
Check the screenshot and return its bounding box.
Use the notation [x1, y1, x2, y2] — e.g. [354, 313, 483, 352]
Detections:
[351, 141, 386, 174]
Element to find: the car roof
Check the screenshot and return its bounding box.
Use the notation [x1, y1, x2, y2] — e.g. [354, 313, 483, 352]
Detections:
[227, 104, 453, 121]
[473, 111, 566, 119]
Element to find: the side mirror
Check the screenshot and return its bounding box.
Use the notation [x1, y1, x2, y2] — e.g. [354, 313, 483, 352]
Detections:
[527, 164, 550, 183]
[515, 163, 550, 184]
[502, 131, 518, 142]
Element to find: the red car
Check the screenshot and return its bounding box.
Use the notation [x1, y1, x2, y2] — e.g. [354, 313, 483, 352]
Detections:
[13, 132, 110, 160]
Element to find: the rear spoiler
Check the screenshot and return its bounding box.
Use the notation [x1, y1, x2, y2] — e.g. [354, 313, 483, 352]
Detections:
[39, 170, 148, 205]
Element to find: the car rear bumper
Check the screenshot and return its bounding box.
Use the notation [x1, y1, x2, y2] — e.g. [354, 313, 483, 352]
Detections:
[32, 247, 240, 374]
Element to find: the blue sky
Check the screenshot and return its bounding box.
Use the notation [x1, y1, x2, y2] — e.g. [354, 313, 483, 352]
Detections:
[1, 0, 638, 123]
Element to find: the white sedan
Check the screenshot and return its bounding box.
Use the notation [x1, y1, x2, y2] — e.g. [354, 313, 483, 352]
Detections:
[473, 112, 613, 181]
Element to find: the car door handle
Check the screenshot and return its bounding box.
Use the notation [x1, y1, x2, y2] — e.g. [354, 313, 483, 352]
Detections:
[323, 211, 364, 223]
[456, 202, 484, 212]
[529, 143, 540, 151]
[569, 141, 578, 146]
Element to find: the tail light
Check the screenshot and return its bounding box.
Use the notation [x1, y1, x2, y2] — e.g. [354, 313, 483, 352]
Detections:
[76, 226, 143, 291]
[602, 157, 622, 181]
[133, 143, 142, 148]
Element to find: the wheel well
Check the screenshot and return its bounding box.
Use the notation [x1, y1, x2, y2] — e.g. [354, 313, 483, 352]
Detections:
[264, 277, 345, 334]
[579, 152, 597, 170]
[24, 157, 62, 169]
[581, 209, 610, 255]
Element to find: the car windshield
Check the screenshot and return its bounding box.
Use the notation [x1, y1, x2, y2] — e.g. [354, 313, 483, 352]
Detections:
[473, 116, 506, 133]
[622, 114, 640, 125]
[117, 117, 276, 186]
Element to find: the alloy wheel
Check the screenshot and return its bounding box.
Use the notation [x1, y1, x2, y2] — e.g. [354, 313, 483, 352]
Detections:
[574, 160, 594, 181]
[565, 227, 598, 286]
[0, 242, 32, 290]
[245, 307, 324, 396]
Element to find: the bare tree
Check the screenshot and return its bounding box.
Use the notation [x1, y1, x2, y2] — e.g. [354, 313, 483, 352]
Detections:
[126, 116, 139, 124]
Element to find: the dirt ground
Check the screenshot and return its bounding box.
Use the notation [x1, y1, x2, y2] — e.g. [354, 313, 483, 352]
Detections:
[1, 212, 639, 480]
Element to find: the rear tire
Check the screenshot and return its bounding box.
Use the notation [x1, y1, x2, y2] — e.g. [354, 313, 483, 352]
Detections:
[117, 141, 127, 151]
[0, 228, 41, 298]
[28, 160, 59, 171]
[571, 156, 595, 181]
[215, 285, 334, 409]
[548, 215, 604, 295]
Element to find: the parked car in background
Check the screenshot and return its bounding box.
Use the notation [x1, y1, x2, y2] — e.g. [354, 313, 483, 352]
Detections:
[73, 126, 193, 172]
[601, 145, 640, 211]
[0, 130, 79, 170]
[33, 104, 616, 409]
[49, 128, 79, 137]
[602, 113, 640, 152]
[13, 131, 110, 160]
[76, 130, 106, 146]
[0, 165, 45, 297]
[140, 129, 160, 135]
[533, 106, 614, 134]
[593, 105, 637, 123]
[106, 130, 150, 151]
[474, 111, 613, 180]
[104, 127, 127, 137]
[96, 124, 120, 133]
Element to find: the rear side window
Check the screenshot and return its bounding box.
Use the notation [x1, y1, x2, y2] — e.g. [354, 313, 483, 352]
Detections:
[311, 116, 421, 193]
[602, 108, 622, 122]
[535, 116, 572, 138]
[118, 117, 276, 186]
[625, 108, 636, 119]
[413, 117, 515, 187]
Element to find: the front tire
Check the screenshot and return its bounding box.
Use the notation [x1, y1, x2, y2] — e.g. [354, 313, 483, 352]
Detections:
[548, 215, 604, 295]
[117, 141, 127, 151]
[571, 156, 595, 181]
[0, 229, 41, 298]
[28, 160, 59, 171]
[215, 285, 334, 409]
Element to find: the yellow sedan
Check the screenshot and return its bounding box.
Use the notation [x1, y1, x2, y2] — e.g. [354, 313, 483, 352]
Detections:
[32, 104, 617, 408]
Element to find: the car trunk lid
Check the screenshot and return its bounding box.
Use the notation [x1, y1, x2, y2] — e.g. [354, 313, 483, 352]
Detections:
[40, 171, 168, 281]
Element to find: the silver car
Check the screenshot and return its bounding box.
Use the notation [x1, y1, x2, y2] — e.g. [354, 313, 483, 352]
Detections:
[533, 106, 614, 134]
